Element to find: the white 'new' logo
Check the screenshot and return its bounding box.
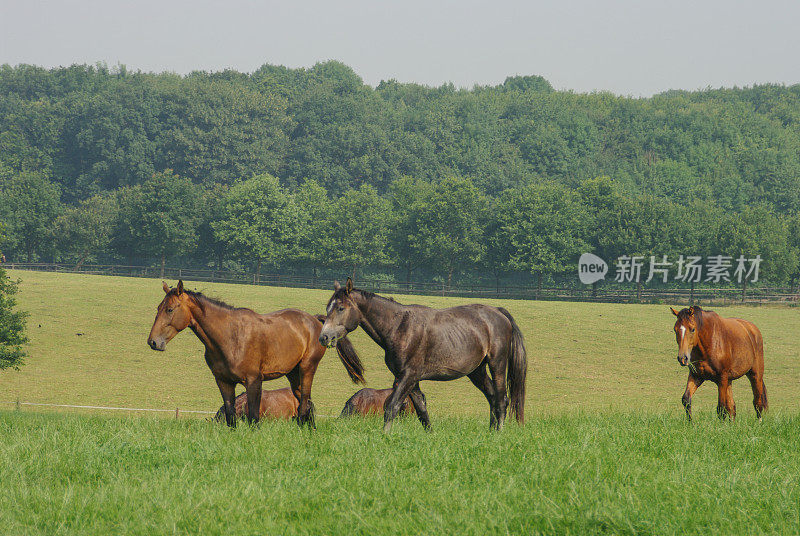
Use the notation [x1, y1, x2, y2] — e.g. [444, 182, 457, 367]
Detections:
[578, 253, 607, 284]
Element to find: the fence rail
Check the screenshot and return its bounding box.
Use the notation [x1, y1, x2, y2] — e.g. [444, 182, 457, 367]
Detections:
[5, 262, 800, 305]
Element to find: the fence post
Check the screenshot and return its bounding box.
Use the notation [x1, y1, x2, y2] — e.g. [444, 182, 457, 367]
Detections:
[175, 407, 180, 419]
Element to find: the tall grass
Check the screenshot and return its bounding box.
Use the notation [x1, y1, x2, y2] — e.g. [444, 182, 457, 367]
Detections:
[1, 410, 798, 535]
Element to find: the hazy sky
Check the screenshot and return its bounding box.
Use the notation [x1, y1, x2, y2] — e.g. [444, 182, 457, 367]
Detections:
[2, 0, 799, 96]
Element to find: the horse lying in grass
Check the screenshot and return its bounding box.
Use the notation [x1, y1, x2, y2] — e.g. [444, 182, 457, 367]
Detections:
[671, 305, 767, 421]
[340, 388, 416, 417]
[320, 278, 527, 432]
[148, 280, 365, 428]
[214, 387, 298, 421]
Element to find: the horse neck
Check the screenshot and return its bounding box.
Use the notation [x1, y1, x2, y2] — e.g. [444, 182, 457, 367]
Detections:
[356, 292, 404, 348]
[187, 298, 236, 357]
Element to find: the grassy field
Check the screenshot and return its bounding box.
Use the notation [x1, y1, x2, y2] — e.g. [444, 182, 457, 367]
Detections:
[0, 410, 798, 535]
[2, 270, 799, 418]
[2, 270, 800, 534]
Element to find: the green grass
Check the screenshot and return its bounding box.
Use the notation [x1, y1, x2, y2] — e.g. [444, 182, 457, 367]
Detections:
[2, 270, 800, 418]
[0, 410, 798, 535]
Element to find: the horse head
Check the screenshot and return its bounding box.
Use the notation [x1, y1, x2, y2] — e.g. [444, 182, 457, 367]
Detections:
[147, 280, 193, 351]
[671, 306, 702, 367]
[319, 278, 361, 347]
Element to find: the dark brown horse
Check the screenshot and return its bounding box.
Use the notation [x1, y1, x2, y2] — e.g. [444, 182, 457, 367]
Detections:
[148, 280, 364, 428]
[340, 388, 416, 417]
[213, 387, 298, 421]
[319, 279, 527, 432]
[671, 306, 767, 421]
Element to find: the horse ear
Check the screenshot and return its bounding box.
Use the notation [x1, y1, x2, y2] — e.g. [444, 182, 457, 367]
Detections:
[176, 280, 184, 295]
[162, 281, 170, 294]
[334, 280, 341, 291]
[688, 306, 695, 316]
[346, 277, 353, 294]
[670, 307, 679, 317]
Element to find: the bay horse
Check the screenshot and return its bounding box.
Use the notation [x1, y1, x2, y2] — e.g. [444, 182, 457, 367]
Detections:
[213, 387, 298, 422]
[671, 306, 767, 420]
[340, 388, 416, 418]
[147, 280, 365, 428]
[319, 279, 527, 432]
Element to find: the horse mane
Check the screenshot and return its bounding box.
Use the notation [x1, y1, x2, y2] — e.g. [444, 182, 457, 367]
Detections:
[328, 287, 398, 307]
[169, 288, 240, 312]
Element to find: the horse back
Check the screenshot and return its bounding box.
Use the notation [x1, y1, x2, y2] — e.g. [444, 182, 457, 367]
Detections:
[391, 303, 512, 378]
[237, 308, 324, 378]
[714, 315, 764, 374]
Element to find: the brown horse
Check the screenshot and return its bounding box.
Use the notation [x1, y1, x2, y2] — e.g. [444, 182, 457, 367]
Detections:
[148, 280, 364, 428]
[320, 278, 527, 432]
[340, 388, 416, 417]
[671, 306, 767, 421]
[213, 387, 298, 421]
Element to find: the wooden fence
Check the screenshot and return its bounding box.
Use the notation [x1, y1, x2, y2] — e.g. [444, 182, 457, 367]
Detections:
[5, 263, 799, 305]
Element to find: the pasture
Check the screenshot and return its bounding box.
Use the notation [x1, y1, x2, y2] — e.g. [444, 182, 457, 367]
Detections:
[3, 270, 800, 416]
[1, 270, 800, 534]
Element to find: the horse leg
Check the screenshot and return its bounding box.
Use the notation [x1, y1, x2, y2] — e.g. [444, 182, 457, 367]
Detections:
[296, 361, 319, 430]
[682, 374, 703, 421]
[244, 377, 262, 425]
[487, 358, 509, 431]
[216, 378, 237, 428]
[408, 383, 431, 431]
[716, 379, 733, 420]
[383, 374, 417, 434]
[747, 371, 767, 421]
[725, 382, 736, 420]
[467, 365, 497, 430]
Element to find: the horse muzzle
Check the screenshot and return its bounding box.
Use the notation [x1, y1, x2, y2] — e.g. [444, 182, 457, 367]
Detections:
[148, 338, 166, 351]
[677, 355, 689, 367]
[318, 333, 338, 348]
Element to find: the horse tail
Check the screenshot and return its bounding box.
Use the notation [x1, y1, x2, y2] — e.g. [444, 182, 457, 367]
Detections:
[498, 307, 527, 424]
[340, 394, 357, 417]
[762, 379, 768, 411]
[315, 314, 366, 384]
[213, 406, 225, 422]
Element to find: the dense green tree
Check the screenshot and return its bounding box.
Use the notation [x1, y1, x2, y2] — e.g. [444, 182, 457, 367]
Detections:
[0, 230, 27, 370]
[292, 179, 332, 280]
[212, 174, 301, 278]
[0, 170, 61, 262]
[387, 177, 433, 287]
[112, 170, 200, 276]
[324, 184, 391, 279]
[493, 182, 590, 289]
[54, 193, 118, 268]
[414, 177, 486, 287]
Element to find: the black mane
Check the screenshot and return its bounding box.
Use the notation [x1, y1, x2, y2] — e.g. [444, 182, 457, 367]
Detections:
[169, 288, 239, 311]
[328, 287, 397, 307]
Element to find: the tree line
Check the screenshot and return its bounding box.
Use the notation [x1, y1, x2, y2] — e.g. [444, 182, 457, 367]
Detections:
[2, 169, 798, 286]
[2, 62, 800, 286]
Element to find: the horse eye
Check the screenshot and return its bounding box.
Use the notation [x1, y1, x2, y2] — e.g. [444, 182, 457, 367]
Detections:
[690, 328, 695, 333]
[338, 306, 345, 312]
[167, 308, 174, 314]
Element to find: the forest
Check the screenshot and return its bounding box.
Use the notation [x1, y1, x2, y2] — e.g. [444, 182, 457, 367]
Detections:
[1, 61, 800, 287]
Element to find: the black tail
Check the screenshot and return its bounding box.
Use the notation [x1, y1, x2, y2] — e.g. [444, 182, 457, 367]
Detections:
[316, 315, 365, 384]
[339, 395, 357, 417]
[498, 307, 527, 424]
